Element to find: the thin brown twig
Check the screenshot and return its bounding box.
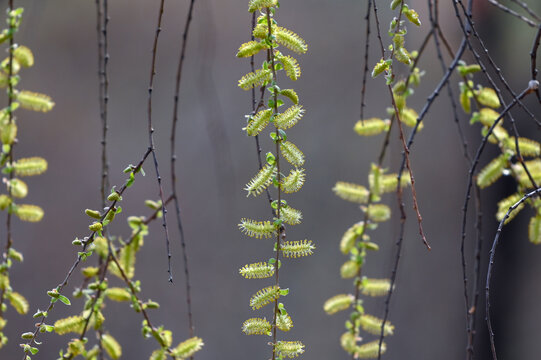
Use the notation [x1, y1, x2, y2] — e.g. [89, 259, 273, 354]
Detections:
[487, 0, 537, 27]
[486, 185, 541, 360]
[530, 24, 541, 103]
[510, 0, 541, 21]
[360, 0, 372, 122]
[373, 0, 430, 250]
[99, 0, 110, 208]
[148, 0, 173, 282]
[170, 0, 197, 339]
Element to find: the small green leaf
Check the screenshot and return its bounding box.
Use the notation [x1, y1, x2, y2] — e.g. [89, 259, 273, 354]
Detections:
[57, 295, 71, 306]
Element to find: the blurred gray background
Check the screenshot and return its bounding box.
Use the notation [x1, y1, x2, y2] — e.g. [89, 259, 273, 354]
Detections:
[2, 0, 541, 359]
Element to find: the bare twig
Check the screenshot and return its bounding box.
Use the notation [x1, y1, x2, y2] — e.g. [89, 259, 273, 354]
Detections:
[486, 186, 541, 360]
[170, 0, 197, 340]
[148, 0, 173, 282]
[360, 0, 372, 121]
[487, 0, 537, 27]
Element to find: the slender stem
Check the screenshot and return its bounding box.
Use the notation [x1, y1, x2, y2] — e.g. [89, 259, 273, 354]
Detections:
[265, 9, 283, 360]
[148, 0, 173, 282]
[486, 186, 541, 360]
[487, 0, 537, 27]
[108, 251, 179, 359]
[100, 0, 110, 208]
[170, 0, 197, 339]
[359, 0, 372, 121]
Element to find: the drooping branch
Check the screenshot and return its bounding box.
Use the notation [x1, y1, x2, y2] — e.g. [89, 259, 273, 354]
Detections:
[170, 0, 197, 340]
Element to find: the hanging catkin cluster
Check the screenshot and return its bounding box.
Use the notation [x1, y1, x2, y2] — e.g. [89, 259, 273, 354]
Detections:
[460, 62, 541, 242]
[0, 6, 54, 349]
[237, 1, 312, 358]
[324, 0, 424, 357]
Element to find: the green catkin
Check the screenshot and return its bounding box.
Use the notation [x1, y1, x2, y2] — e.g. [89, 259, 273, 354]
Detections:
[364, 203, 391, 222]
[16, 90, 55, 112]
[514, 159, 541, 187]
[242, 318, 271, 335]
[496, 193, 524, 223]
[0, 121, 16, 144]
[81, 266, 99, 278]
[280, 206, 302, 225]
[101, 333, 122, 359]
[274, 341, 305, 358]
[150, 349, 167, 360]
[353, 118, 390, 136]
[476, 87, 500, 108]
[340, 332, 357, 353]
[359, 314, 394, 336]
[276, 312, 293, 331]
[172, 337, 204, 358]
[246, 108, 272, 136]
[486, 125, 509, 144]
[340, 260, 359, 279]
[278, 54, 301, 81]
[359, 278, 392, 297]
[244, 163, 277, 196]
[12, 157, 47, 176]
[8, 178, 27, 198]
[281, 89, 299, 104]
[67, 339, 85, 357]
[275, 27, 308, 54]
[13, 45, 33, 67]
[394, 47, 411, 65]
[340, 222, 364, 254]
[239, 262, 275, 279]
[14, 204, 43, 222]
[332, 182, 369, 204]
[371, 58, 388, 78]
[248, 0, 277, 12]
[0, 274, 8, 290]
[236, 40, 266, 58]
[0, 194, 8, 212]
[238, 69, 272, 90]
[503, 137, 541, 157]
[275, 104, 305, 129]
[280, 141, 305, 166]
[323, 294, 353, 315]
[8, 248, 23, 262]
[280, 240, 315, 258]
[477, 154, 507, 188]
[281, 168, 306, 193]
[54, 316, 85, 335]
[380, 172, 410, 193]
[460, 88, 471, 113]
[404, 7, 421, 26]
[400, 107, 421, 129]
[355, 340, 387, 358]
[104, 288, 132, 302]
[252, 21, 269, 39]
[249, 286, 280, 310]
[238, 218, 276, 239]
[478, 107, 500, 127]
[529, 215, 541, 244]
[7, 291, 28, 314]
